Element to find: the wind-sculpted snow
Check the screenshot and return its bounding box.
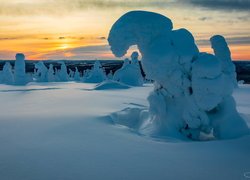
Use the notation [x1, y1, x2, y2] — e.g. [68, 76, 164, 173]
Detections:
[113, 51, 144, 86]
[108, 10, 249, 140]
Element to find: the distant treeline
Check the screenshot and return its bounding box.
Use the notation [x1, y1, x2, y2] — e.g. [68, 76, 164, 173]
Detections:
[0, 60, 249, 83]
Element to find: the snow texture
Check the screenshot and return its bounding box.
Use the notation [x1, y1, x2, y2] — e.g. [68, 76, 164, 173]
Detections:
[108, 10, 248, 140]
[0, 82, 249, 180]
[94, 80, 131, 90]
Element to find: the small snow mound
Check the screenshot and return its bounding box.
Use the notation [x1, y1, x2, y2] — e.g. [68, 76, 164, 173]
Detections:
[94, 80, 131, 90]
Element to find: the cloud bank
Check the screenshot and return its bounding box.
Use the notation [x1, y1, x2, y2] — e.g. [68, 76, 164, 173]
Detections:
[0, 0, 249, 16]
[182, 0, 250, 11]
[0, 0, 175, 16]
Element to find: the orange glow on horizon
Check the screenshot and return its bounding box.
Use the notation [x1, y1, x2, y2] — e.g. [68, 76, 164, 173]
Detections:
[0, 4, 249, 60]
[199, 44, 250, 61]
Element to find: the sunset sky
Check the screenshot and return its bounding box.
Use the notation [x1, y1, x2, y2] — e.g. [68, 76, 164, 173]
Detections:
[0, 0, 249, 60]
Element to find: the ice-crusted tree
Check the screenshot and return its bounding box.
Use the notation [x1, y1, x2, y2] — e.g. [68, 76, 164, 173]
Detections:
[58, 62, 69, 82]
[69, 69, 74, 79]
[131, 51, 139, 65]
[1, 62, 14, 85]
[210, 35, 238, 87]
[47, 64, 55, 82]
[35, 61, 48, 82]
[14, 53, 27, 85]
[113, 51, 144, 86]
[122, 58, 130, 67]
[107, 70, 113, 80]
[108, 11, 249, 140]
[83, 61, 106, 83]
[74, 67, 81, 81]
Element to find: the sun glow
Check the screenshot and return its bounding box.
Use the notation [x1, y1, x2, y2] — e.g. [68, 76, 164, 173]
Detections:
[0, 1, 249, 60]
[59, 44, 70, 50]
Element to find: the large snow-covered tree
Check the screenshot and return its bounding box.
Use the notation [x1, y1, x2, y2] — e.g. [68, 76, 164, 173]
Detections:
[108, 10, 249, 140]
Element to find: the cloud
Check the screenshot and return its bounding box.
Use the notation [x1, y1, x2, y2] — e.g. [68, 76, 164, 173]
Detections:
[0, 36, 26, 40]
[181, 0, 250, 11]
[196, 36, 250, 46]
[98, 37, 106, 40]
[31, 45, 114, 60]
[28, 44, 139, 60]
[198, 17, 213, 21]
[0, 0, 176, 16]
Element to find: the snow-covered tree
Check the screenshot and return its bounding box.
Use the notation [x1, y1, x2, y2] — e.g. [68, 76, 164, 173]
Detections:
[108, 11, 248, 140]
[1, 62, 14, 85]
[74, 67, 81, 81]
[47, 64, 55, 82]
[14, 53, 27, 85]
[210, 35, 238, 87]
[131, 51, 139, 65]
[35, 61, 48, 82]
[83, 61, 106, 83]
[107, 70, 113, 80]
[69, 69, 74, 79]
[58, 62, 69, 82]
[113, 51, 144, 86]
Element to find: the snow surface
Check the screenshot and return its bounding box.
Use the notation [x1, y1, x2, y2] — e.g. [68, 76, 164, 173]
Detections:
[0, 82, 249, 180]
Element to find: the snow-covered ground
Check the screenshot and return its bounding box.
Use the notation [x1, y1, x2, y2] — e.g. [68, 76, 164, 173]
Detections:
[0, 82, 249, 180]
